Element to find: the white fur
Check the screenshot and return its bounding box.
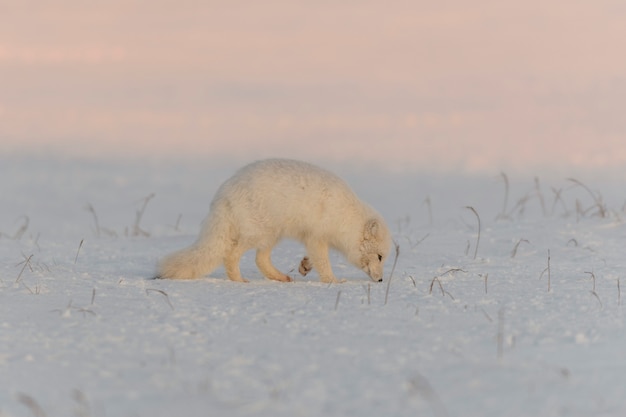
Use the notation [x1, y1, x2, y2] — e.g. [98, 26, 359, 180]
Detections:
[157, 158, 391, 283]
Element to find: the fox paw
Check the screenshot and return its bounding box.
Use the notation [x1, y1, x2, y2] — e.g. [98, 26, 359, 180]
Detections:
[298, 256, 313, 276]
[269, 274, 293, 282]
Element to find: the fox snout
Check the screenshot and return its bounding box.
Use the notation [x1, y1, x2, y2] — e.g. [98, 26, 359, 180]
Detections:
[368, 269, 384, 282]
[362, 254, 386, 283]
[370, 275, 383, 282]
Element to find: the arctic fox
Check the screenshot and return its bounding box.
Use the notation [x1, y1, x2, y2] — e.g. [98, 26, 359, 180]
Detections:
[156, 158, 391, 283]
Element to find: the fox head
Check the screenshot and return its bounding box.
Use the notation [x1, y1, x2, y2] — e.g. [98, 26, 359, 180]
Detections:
[359, 218, 391, 282]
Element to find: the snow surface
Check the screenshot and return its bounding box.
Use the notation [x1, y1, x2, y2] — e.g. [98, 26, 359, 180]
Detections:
[1, 156, 626, 417]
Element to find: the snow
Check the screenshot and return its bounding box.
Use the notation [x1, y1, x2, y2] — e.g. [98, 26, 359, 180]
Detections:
[1, 155, 626, 417]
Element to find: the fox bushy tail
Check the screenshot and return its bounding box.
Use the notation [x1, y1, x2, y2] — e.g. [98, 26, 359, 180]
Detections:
[157, 246, 216, 279]
[157, 215, 228, 279]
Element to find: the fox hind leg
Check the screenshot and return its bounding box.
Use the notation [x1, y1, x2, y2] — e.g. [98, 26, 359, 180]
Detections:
[256, 248, 292, 282]
[224, 242, 249, 283]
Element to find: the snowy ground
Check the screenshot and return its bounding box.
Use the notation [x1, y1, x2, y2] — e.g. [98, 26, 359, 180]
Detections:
[1, 155, 626, 417]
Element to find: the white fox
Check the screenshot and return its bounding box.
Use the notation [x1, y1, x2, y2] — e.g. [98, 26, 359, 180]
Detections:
[156, 158, 391, 283]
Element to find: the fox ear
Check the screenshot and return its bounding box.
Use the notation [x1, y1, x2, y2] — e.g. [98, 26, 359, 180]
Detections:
[364, 219, 379, 240]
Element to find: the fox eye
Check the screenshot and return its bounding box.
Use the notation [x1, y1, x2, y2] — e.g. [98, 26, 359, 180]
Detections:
[377, 254, 383, 262]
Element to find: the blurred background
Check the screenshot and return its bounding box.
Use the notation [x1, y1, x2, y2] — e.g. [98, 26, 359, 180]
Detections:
[2, 0, 626, 175]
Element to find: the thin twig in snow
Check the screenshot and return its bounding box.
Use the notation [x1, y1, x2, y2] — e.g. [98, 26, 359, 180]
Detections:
[85, 204, 101, 237]
[497, 172, 509, 220]
[539, 250, 551, 292]
[585, 271, 596, 292]
[408, 373, 449, 417]
[384, 241, 400, 305]
[465, 206, 481, 260]
[535, 177, 547, 216]
[407, 275, 416, 287]
[590, 291, 603, 309]
[132, 193, 155, 237]
[429, 276, 444, 296]
[74, 239, 84, 264]
[511, 239, 530, 258]
[566, 178, 607, 218]
[146, 288, 174, 310]
[16, 254, 34, 284]
[423, 197, 433, 226]
[17, 393, 47, 417]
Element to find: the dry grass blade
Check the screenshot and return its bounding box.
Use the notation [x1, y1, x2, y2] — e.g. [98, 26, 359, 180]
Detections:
[511, 239, 530, 258]
[407, 275, 416, 287]
[465, 206, 481, 260]
[481, 273, 488, 294]
[75, 239, 84, 264]
[429, 269, 462, 299]
[146, 288, 174, 310]
[566, 178, 607, 218]
[497, 172, 509, 220]
[550, 187, 569, 216]
[334, 290, 342, 311]
[584, 271, 596, 292]
[84, 203, 101, 237]
[429, 276, 445, 296]
[535, 177, 547, 216]
[508, 194, 532, 218]
[538, 250, 552, 292]
[22, 282, 41, 295]
[480, 307, 493, 322]
[408, 372, 449, 417]
[174, 213, 182, 232]
[590, 291, 603, 309]
[50, 299, 73, 316]
[17, 393, 47, 417]
[423, 197, 433, 226]
[405, 232, 430, 250]
[16, 254, 34, 284]
[440, 268, 466, 277]
[77, 307, 97, 317]
[396, 215, 411, 234]
[12, 215, 29, 240]
[72, 389, 92, 417]
[384, 240, 400, 305]
[132, 193, 156, 237]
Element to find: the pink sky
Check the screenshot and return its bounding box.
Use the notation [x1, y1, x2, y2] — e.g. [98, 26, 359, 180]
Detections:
[2, 1, 626, 174]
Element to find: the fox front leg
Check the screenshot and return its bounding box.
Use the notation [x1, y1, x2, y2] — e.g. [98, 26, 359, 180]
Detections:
[298, 256, 313, 276]
[304, 241, 345, 284]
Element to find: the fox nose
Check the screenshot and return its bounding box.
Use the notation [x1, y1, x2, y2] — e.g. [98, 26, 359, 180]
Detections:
[377, 278, 383, 282]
